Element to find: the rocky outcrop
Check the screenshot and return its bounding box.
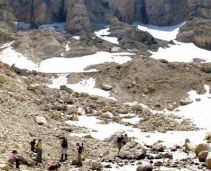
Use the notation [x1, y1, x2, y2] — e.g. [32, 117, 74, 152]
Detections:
[177, 18, 211, 50]
[12, 28, 66, 61]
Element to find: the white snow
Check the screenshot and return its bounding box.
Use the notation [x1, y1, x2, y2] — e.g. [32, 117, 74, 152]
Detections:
[95, 27, 119, 44]
[134, 21, 211, 62]
[38, 22, 66, 33]
[0, 42, 38, 71]
[173, 85, 211, 129]
[134, 21, 185, 41]
[48, 75, 116, 100]
[39, 52, 132, 73]
[72, 36, 80, 40]
[65, 41, 70, 51]
[150, 41, 211, 63]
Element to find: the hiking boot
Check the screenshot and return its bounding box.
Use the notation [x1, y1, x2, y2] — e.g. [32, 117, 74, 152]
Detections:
[60, 154, 63, 162]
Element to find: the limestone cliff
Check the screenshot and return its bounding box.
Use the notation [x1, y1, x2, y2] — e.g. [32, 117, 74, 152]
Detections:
[1, 0, 211, 29]
[0, 0, 211, 49]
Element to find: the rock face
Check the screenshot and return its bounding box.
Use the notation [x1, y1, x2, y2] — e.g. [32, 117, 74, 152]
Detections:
[177, 18, 211, 50]
[0, 0, 210, 30]
[0, 0, 211, 49]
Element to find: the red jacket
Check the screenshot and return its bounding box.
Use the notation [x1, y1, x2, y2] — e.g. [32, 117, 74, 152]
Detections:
[47, 163, 58, 170]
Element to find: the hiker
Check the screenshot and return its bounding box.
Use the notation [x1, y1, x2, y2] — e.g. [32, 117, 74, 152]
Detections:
[47, 163, 61, 171]
[116, 135, 124, 155]
[30, 139, 37, 153]
[76, 143, 84, 166]
[8, 150, 20, 169]
[123, 133, 129, 144]
[35, 138, 42, 165]
[60, 137, 68, 161]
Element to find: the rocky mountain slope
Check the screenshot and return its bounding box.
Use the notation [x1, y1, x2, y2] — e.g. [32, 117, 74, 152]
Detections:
[0, 49, 210, 171]
[0, 0, 211, 170]
[82, 57, 211, 110]
[0, 56, 207, 170]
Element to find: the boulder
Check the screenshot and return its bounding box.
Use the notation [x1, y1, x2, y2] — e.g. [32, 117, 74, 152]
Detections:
[151, 142, 164, 152]
[50, 112, 61, 120]
[131, 105, 143, 112]
[198, 151, 209, 162]
[101, 112, 113, 119]
[67, 107, 78, 114]
[110, 46, 121, 52]
[60, 85, 67, 90]
[60, 94, 74, 104]
[184, 138, 196, 152]
[163, 152, 173, 159]
[0, 164, 9, 171]
[72, 159, 78, 165]
[119, 141, 146, 159]
[136, 164, 153, 171]
[91, 161, 103, 170]
[35, 116, 48, 125]
[28, 84, 40, 91]
[180, 97, 193, 105]
[84, 134, 92, 138]
[117, 108, 128, 114]
[195, 143, 211, 156]
[206, 152, 211, 169]
[0, 74, 6, 83]
[90, 95, 98, 100]
[101, 83, 112, 91]
[71, 114, 79, 121]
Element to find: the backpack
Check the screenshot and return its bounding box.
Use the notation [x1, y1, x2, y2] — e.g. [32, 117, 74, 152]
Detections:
[78, 145, 84, 154]
[121, 139, 126, 145]
[61, 140, 68, 148]
[117, 136, 122, 143]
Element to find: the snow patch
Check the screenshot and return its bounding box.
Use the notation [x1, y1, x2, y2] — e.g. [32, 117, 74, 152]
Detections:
[95, 27, 119, 44]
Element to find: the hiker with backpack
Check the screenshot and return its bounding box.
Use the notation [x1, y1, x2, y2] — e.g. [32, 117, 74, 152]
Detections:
[35, 138, 42, 165]
[47, 162, 61, 171]
[123, 133, 129, 144]
[30, 139, 37, 153]
[116, 135, 124, 155]
[60, 137, 68, 161]
[76, 142, 84, 166]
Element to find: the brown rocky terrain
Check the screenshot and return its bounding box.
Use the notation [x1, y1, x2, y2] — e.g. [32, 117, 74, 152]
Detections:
[10, 24, 166, 60]
[12, 28, 66, 62]
[0, 57, 207, 170]
[0, 0, 211, 170]
[82, 57, 211, 110]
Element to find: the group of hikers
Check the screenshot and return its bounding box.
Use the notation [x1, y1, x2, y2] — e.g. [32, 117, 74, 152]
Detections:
[8, 137, 84, 170]
[8, 134, 128, 170]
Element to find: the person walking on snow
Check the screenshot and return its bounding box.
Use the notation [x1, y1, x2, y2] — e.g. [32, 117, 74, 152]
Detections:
[60, 137, 68, 161]
[36, 138, 42, 165]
